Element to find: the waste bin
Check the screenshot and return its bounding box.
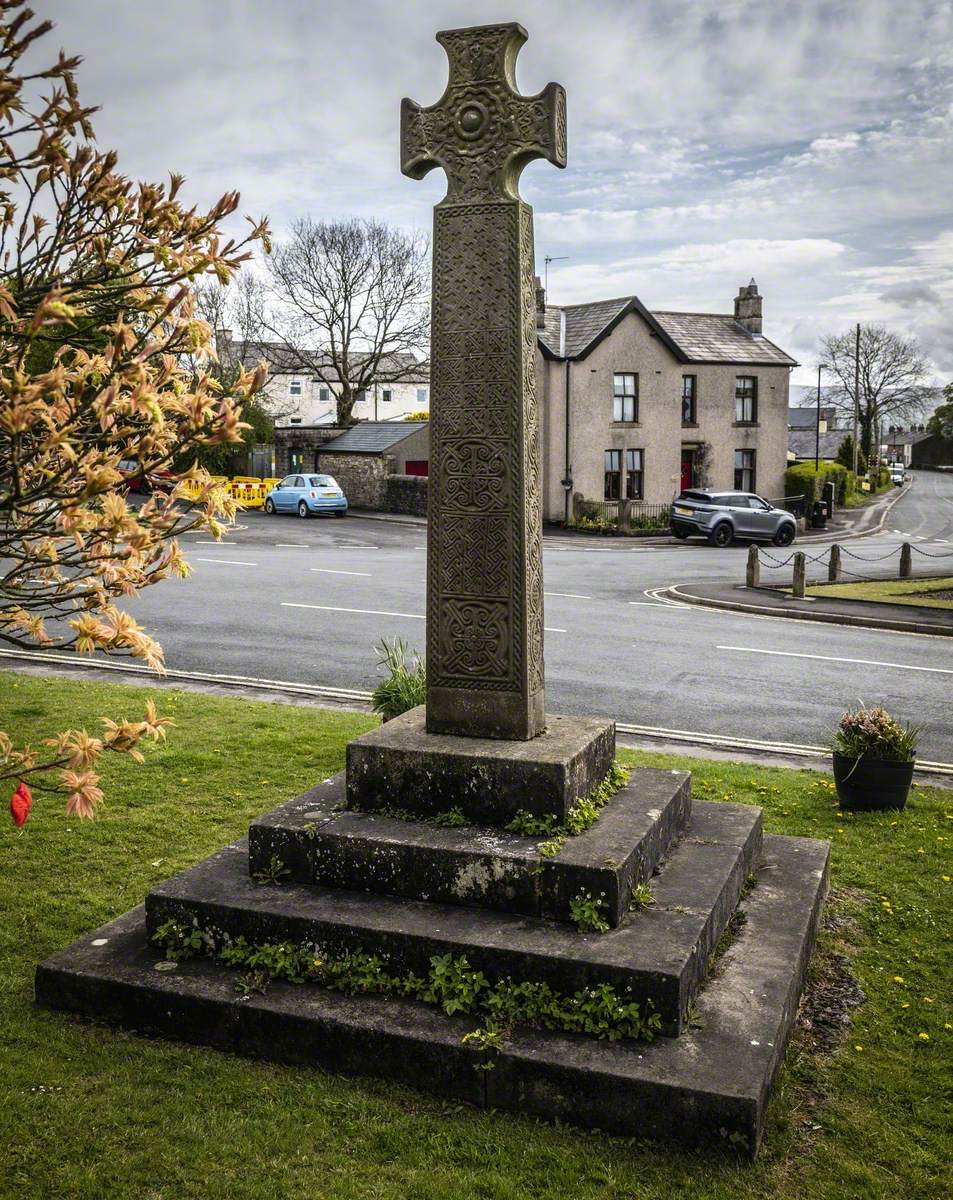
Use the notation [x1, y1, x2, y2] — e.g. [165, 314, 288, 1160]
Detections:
[811, 501, 827, 530]
[822, 480, 835, 519]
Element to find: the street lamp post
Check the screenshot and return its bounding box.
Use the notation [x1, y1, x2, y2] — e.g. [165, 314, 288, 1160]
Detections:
[815, 363, 822, 471]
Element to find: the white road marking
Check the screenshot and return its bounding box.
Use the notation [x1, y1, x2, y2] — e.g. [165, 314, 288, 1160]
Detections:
[628, 601, 688, 609]
[718, 645, 953, 676]
[281, 602, 567, 633]
[309, 568, 373, 577]
[283, 603, 423, 619]
[195, 557, 257, 567]
[276, 543, 309, 548]
[545, 591, 591, 599]
[195, 539, 238, 545]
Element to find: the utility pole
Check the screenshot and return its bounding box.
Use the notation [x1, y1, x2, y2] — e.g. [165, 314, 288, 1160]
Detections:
[852, 322, 860, 477]
[815, 363, 822, 470]
[544, 254, 568, 293]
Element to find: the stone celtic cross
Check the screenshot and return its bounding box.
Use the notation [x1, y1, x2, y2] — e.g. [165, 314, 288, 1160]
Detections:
[401, 22, 566, 740]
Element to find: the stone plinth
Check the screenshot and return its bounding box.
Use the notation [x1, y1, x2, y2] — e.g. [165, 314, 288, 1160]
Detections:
[345, 707, 615, 826]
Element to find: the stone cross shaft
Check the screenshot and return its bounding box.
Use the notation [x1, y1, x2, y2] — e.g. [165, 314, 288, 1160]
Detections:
[401, 22, 566, 740]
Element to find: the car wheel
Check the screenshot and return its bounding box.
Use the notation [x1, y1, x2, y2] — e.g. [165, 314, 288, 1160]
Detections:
[709, 522, 733, 548]
[773, 523, 796, 547]
[333, 510, 346, 518]
[671, 527, 689, 540]
[298, 501, 309, 519]
[264, 498, 275, 514]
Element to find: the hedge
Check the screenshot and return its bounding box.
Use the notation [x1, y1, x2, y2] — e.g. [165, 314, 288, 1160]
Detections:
[784, 461, 851, 509]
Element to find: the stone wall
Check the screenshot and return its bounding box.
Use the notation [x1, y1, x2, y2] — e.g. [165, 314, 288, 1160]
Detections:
[316, 452, 387, 509]
[384, 473, 428, 516]
[274, 426, 345, 475]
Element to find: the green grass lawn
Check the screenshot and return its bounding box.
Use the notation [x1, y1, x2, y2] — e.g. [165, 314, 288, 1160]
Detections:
[1, 672, 950, 1200]
[805, 577, 953, 610]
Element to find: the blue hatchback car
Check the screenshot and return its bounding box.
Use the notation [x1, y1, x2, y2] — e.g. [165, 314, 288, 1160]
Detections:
[264, 473, 348, 518]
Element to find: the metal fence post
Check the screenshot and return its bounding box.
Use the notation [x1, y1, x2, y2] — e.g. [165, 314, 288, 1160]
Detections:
[792, 551, 806, 598]
[746, 545, 760, 588]
[899, 542, 912, 579]
[828, 544, 841, 582]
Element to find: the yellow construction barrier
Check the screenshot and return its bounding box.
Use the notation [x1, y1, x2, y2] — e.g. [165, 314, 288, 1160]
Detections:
[176, 474, 282, 509]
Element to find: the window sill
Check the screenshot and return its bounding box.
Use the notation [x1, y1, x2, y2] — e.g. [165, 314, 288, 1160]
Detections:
[732, 421, 759, 428]
[681, 421, 698, 428]
[612, 421, 641, 427]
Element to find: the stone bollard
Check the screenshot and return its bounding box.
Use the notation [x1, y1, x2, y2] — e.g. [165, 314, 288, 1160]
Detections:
[792, 551, 806, 598]
[828, 544, 842, 582]
[899, 542, 912, 579]
[746, 544, 760, 588]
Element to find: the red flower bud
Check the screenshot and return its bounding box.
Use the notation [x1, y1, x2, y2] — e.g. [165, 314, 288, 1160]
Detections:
[10, 782, 32, 827]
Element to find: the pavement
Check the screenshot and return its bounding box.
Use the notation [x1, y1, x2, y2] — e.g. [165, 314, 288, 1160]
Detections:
[667, 578, 953, 637]
[349, 480, 910, 547]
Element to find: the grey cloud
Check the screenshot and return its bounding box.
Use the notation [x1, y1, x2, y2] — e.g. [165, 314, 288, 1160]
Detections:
[880, 283, 944, 307]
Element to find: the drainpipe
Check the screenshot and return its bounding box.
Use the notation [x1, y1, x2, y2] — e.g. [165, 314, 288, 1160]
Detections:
[563, 360, 572, 523]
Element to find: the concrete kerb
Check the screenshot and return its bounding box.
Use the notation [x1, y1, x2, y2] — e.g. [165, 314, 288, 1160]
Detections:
[664, 582, 953, 639]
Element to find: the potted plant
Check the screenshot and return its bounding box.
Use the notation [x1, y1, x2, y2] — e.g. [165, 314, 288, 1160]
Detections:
[831, 704, 918, 811]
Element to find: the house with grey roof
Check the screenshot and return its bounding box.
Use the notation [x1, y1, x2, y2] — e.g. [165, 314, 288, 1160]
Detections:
[536, 279, 797, 521]
[218, 332, 430, 426]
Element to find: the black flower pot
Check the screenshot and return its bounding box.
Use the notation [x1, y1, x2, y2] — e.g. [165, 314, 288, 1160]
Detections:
[832, 753, 915, 811]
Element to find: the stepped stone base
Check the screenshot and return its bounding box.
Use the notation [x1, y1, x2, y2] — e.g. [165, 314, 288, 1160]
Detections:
[145, 799, 759, 1034]
[35, 834, 829, 1157]
[248, 767, 691, 927]
[346, 707, 615, 825]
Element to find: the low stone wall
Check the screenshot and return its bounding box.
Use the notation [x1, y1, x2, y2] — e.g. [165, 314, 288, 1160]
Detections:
[384, 473, 428, 517]
[317, 452, 386, 509]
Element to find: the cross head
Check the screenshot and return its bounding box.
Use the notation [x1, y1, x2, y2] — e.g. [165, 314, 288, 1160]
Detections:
[401, 22, 566, 204]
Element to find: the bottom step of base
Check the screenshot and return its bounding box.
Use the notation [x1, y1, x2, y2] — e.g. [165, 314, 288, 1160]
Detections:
[35, 833, 828, 1157]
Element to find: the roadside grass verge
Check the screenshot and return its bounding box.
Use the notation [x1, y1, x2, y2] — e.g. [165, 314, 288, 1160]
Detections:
[1, 671, 950, 1200]
[804, 576, 953, 610]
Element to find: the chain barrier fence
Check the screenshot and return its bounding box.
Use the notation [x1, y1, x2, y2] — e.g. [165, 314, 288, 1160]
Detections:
[746, 539, 953, 597]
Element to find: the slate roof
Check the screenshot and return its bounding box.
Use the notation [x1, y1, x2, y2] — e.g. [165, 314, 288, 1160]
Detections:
[788, 430, 849, 460]
[219, 335, 427, 380]
[537, 298, 797, 366]
[319, 421, 428, 454]
[789, 407, 820, 429]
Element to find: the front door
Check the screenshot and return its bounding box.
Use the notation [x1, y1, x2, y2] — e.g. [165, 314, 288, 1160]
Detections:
[680, 449, 694, 492]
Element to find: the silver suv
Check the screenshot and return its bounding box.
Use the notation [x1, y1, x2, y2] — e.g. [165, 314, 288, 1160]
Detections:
[671, 489, 797, 547]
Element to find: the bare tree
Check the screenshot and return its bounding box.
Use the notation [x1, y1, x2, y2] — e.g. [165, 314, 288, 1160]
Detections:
[819, 325, 930, 459]
[265, 218, 429, 425]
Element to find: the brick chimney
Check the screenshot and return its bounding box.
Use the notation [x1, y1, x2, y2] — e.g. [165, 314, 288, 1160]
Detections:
[733, 279, 762, 335]
[535, 275, 547, 330]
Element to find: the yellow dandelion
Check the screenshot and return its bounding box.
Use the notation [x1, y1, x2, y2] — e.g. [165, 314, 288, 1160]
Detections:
[854, 1044, 863, 1052]
[893, 976, 904, 984]
[917, 848, 925, 855]
[943, 876, 951, 883]
[924, 996, 935, 1004]
[313, 958, 323, 967]
[901, 1002, 910, 1009]
[918, 1032, 930, 1042]
[944, 1023, 952, 1031]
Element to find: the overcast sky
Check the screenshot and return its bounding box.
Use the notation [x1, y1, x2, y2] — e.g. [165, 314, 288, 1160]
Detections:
[40, 0, 953, 386]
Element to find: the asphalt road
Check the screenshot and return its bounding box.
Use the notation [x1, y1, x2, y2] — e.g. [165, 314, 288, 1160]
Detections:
[120, 470, 953, 761]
